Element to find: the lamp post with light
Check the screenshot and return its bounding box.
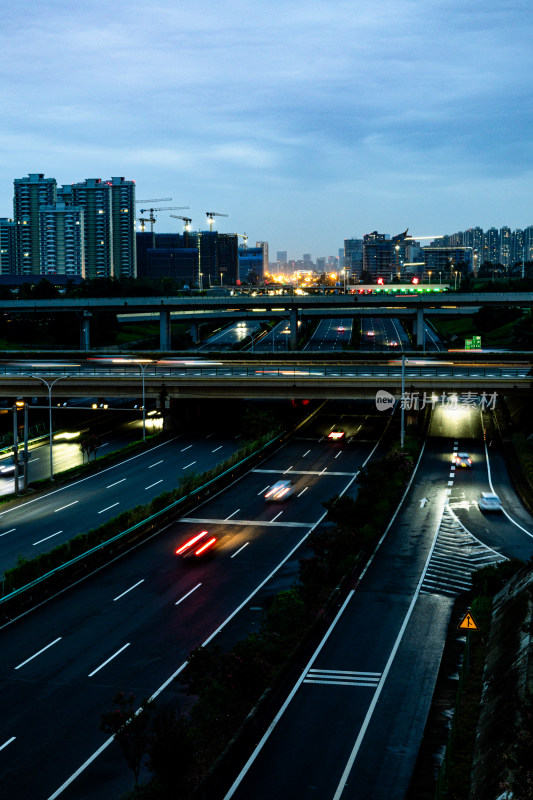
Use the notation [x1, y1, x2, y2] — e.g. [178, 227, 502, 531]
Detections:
[31, 375, 72, 481]
[133, 360, 158, 442]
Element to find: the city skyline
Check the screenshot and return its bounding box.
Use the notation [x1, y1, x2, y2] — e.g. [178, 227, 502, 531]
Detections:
[2, 1, 533, 259]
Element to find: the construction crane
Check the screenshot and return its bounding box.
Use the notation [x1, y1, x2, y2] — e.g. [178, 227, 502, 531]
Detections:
[233, 232, 248, 248]
[136, 197, 172, 204]
[138, 206, 190, 234]
[206, 211, 228, 231]
[170, 215, 193, 247]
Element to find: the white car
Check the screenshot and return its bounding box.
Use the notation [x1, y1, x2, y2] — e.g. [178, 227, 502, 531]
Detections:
[264, 480, 294, 501]
[455, 452, 472, 468]
[478, 492, 502, 512]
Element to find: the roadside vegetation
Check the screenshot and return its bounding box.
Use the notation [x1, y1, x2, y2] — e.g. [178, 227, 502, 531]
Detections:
[106, 428, 423, 799]
[434, 560, 526, 800]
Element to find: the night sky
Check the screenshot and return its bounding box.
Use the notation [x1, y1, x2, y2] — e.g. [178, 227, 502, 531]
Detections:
[2, 0, 533, 260]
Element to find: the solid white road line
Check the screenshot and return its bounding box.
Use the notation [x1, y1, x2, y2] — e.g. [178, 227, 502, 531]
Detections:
[88, 643, 130, 677]
[0, 737, 16, 751]
[15, 637, 62, 670]
[113, 580, 145, 602]
[33, 531, 63, 546]
[98, 503, 119, 514]
[54, 501, 79, 513]
[175, 583, 202, 606]
[107, 479, 126, 488]
[231, 542, 250, 558]
[145, 480, 163, 490]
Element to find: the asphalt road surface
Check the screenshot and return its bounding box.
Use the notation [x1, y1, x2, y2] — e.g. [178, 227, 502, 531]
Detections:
[221, 404, 533, 800]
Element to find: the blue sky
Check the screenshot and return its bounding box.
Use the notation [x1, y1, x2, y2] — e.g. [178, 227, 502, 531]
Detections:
[1, 0, 533, 260]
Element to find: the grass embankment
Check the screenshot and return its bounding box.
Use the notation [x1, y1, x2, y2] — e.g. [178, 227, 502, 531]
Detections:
[433, 560, 525, 800]
[107, 433, 422, 800]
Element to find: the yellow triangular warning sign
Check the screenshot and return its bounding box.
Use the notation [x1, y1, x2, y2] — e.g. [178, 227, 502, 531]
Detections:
[458, 611, 479, 631]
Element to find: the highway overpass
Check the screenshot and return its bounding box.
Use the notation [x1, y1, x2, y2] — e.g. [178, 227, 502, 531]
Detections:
[0, 361, 530, 402]
[1, 291, 531, 349]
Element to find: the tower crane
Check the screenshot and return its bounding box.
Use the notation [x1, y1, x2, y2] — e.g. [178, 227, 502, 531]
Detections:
[170, 215, 193, 247]
[138, 206, 190, 234]
[135, 197, 172, 204]
[205, 211, 228, 231]
[233, 232, 248, 248]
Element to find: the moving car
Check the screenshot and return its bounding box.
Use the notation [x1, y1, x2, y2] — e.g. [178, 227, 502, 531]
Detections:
[0, 455, 25, 477]
[337, 325, 345, 333]
[478, 492, 502, 512]
[264, 480, 294, 501]
[175, 530, 217, 559]
[328, 429, 345, 441]
[455, 452, 472, 468]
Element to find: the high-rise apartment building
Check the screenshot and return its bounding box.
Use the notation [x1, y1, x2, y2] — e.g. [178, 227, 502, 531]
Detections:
[499, 227, 511, 267]
[483, 228, 500, 264]
[510, 229, 524, 265]
[39, 203, 85, 277]
[71, 179, 113, 279]
[110, 177, 136, 278]
[344, 238, 363, 280]
[0, 218, 16, 275]
[13, 173, 57, 274]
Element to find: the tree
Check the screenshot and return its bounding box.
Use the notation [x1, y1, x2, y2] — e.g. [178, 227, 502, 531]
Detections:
[79, 432, 102, 462]
[100, 692, 154, 785]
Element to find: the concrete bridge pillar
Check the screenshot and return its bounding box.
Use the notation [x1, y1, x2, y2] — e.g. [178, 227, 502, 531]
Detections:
[79, 311, 91, 351]
[416, 308, 425, 349]
[160, 310, 171, 351]
[189, 322, 200, 345]
[289, 308, 299, 350]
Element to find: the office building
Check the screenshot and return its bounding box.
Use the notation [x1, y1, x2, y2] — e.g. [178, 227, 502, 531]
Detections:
[344, 238, 363, 281]
[239, 246, 264, 283]
[13, 173, 57, 274]
[362, 232, 392, 278]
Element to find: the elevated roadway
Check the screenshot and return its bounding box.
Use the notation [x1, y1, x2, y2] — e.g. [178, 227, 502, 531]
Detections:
[0, 361, 530, 401]
[1, 291, 531, 349]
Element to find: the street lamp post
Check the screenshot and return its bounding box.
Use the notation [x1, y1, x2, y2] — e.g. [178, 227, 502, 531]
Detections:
[428, 270, 432, 285]
[134, 360, 158, 442]
[31, 375, 72, 481]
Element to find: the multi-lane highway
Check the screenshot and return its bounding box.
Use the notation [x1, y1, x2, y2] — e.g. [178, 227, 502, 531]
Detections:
[1, 399, 533, 799]
[0, 404, 389, 799]
[303, 318, 353, 351]
[0, 430, 242, 575]
[221, 404, 533, 800]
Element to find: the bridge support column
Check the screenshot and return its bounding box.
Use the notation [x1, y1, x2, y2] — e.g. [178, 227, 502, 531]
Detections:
[289, 308, 299, 350]
[79, 311, 91, 351]
[160, 310, 171, 351]
[189, 322, 199, 345]
[416, 308, 425, 349]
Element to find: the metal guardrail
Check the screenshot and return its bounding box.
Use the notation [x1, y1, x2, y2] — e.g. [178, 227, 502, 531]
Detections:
[0, 364, 530, 379]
